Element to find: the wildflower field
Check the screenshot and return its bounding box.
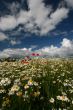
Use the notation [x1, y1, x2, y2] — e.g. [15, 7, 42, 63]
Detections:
[0, 58, 73, 110]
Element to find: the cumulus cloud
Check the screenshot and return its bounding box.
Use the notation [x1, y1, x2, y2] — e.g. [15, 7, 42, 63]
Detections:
[0, 32, 8, 41]
[61, 38, 72, 48]
[0, 0, 69, 35]
[35, 38, 73, 57]
[0, 38, 73, 58]
[0, 48, 32, 58]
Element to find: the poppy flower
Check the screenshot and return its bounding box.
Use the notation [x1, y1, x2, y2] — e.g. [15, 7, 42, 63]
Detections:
[36, 53, 40, 56]
[21, 60, 29, 64]
[31, 53, 36, 56]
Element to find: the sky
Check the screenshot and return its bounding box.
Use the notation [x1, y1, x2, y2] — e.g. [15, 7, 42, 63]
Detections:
[0, 0, 73, 58]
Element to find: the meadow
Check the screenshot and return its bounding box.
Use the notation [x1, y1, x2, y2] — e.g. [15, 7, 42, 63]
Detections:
[0, 58, 73, 110]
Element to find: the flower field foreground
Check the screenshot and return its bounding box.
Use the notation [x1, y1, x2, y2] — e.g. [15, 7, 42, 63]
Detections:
[0, 58, 73, 110]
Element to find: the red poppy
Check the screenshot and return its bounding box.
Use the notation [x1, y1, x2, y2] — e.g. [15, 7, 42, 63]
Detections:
[36, 53, 40, 56]
[21, 60, 29, 64]
[24, 61, 29, 64]
[31, 53, 36, 56]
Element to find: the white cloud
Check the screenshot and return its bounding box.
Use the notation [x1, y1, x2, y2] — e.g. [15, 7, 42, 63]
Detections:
[64, 0, 73, 8]
[10, 40, 21, 45]
[0, 48, 32, 58]
[28, 0, 52, 26]
[21, 47, 32, 51]
[0, 32, 8, 41]
[61, 38, 72, 48]
[0, 15, 17, 31]
[0, 0, 69, 35]
[0, 38, 73, 58]
[17, 10, 31, 25]
[40, 7, 69, 35]
[0, 53, 9, 58]
[35, 38, 73, 57]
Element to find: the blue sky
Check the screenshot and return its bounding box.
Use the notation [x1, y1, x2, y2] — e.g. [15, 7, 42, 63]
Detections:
[0, 0, 73, 58]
